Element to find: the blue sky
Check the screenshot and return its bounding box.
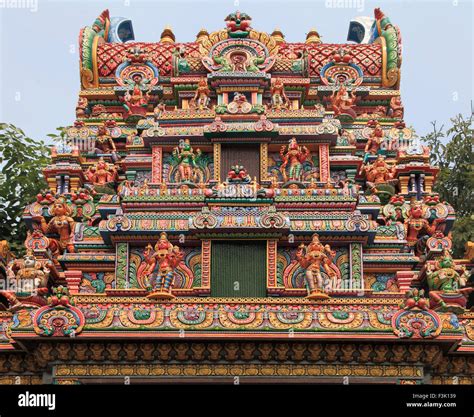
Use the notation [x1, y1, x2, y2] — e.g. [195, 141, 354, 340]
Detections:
[0, 0, 472, 142]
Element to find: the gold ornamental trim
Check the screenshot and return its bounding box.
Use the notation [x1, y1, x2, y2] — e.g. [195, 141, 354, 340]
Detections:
[54, 363, 423, 378]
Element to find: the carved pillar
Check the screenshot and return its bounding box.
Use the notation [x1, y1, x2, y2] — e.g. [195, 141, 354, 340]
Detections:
[349, 243, 364, 292]
[267, 239, 277, 288]
[396, 271, 416, 292]
[424, 175, 434, 194]
[260, 143, 269, 181]
[151, 146, 162, 184]
[213, 143, 221, 182]
[399, 176, 409, 194]
[115, 243, 129, 289]
[201, 240, 211, 289]
[319, 144, 330, 183]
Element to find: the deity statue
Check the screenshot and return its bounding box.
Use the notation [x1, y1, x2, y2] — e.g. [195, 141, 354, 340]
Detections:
[85, 157, 118, 187]
[404, 199, 443, 253]
[329, 85, 357, 119]
[364, 123, 385, 156]
[2, 251, 50, 310]
[296, 234, 341, 300]
[139, 232, 184, 299]
[362, 155, 395, 187]
[171, 139, 202, 183]
[94, 124, 120, 162]
[172, 46, 190, 75]
[75, 97, 88, 118]
[190, 78, 210, 110]
[279, 138, 310, 182]
[270, 78, 289, 110]
[33, 197, 75, 256]
[225, 11, 252, 38]
[426, 250, 472, 312]
[389, 96, 404, 119]
[122, 73, 150, 117]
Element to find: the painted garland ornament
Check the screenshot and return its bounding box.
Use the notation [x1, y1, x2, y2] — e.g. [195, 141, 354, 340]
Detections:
[33, 286, 85, 337]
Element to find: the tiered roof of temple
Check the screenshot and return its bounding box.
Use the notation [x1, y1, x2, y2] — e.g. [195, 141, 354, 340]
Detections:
[0, 8, 473, 384]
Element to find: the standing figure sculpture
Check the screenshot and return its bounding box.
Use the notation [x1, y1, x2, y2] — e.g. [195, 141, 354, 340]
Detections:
[140, 232, 184, 299]
[364, 123, 385, 156]
[279, 138, 310, 183]
[296, 234, 341, 300]
[190, 78, 210, 110]
[270, 78, 289, 110]
[405, 199, 443, 254]
[33, 197, 75, 256]
[172, 139, 202, 183]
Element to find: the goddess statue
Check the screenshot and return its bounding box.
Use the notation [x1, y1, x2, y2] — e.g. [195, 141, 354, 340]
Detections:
[33, 197, 75, 255]
[279, 137, 310, 182]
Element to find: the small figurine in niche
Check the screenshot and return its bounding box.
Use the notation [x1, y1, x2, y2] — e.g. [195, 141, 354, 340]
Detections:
[296, 234, 341, 300]
[279, 137, 310, 182]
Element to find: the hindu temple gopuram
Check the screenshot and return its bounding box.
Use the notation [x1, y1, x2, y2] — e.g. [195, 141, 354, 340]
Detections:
[0, 8, 473, 384]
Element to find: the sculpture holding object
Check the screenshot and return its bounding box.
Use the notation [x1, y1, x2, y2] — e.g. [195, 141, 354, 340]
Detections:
[1, 251, 51, 310]
[425, 249, 473, 313]
[138, 232, 184, 300]
[32, 197, 75, 257]
[296, 234, 341, 300]
[382, 195, 406, 226]
[329, 85, 358, 120]
[121, 73, 152, 118]
[405, 199, 444, 255]
[279, 137, 310, 183]
[116, 46, 159, 119]
[270, 78, 289, 110]
[171, 139, 203, 183]
[190, 78, 210, 111]
[364, 121, 386, 158]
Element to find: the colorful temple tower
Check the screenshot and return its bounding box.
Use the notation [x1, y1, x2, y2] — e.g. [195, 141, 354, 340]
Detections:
[0, 9, 473, 384]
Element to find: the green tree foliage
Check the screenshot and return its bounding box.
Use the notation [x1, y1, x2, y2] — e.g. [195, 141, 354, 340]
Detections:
[0, 124, 50, 255]
[422, 111, 474, 257]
